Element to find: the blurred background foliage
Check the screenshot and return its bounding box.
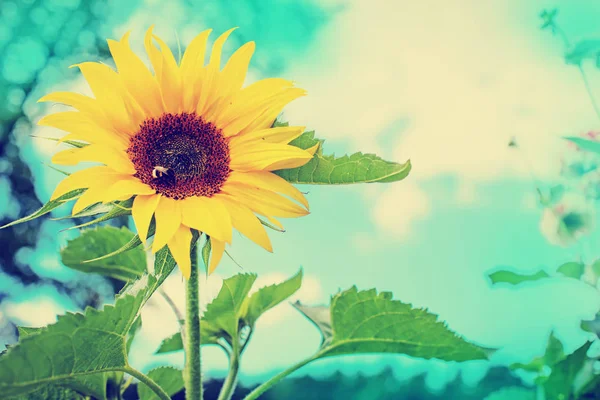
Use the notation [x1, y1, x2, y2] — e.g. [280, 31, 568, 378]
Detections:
[5, 0, 600, 399]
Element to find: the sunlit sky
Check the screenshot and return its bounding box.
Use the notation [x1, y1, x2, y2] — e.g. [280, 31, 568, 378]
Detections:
[3, 0, 600, 391]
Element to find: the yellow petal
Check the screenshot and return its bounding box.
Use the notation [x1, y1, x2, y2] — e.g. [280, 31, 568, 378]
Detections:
[103, 178, 155, 204]
[152, 34, 182, 113]
[226, 171, 308, 209]
[197, 27, 237, 115]
[221, 182, 309, 218]
[229, 126, 305, 148]
[180, 29, 212, 112]
[208, 236, 225, 274]
[144, 26, 163, 78]
[132, 194, 161, 246]
[38, 92, 97, 112]
[214, 78, 293, 127]
[221, 88, 306, 137]
[219, 41, 255, 98]
[152, 196, 182, 253]
[51, 144, 136, 174]
[73, 62, 143, 133]
[38, 92, 110, 129]
[230, 142, 313, 171]
[238, 89, 306, 135]
[168, 225, 193, 279]
[107, 33, 164, 118]
[51, 166, 124, 200]
[217, 194, 272, 251]
[180, 196, 232, 243]
[38, 112, 128, 149]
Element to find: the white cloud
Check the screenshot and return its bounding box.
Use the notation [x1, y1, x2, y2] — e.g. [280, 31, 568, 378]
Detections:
[283, 0, 600, 235]
[372, 181, 431, 239]
[1, 296, 66, 327]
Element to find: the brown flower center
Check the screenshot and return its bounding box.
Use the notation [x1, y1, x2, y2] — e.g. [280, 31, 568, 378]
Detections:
[127, 113, 230, 200]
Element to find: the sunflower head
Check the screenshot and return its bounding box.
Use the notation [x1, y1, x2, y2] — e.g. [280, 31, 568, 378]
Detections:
[39, 27, 318, 278]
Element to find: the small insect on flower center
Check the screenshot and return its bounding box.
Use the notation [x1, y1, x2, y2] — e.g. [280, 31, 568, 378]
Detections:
[127, 113, 230, 199]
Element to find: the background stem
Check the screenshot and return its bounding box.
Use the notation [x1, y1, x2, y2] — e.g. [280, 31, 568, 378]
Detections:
[217, 345, 240, 400]
[184, 248, 203, 400]
[243, 354, 317, 400]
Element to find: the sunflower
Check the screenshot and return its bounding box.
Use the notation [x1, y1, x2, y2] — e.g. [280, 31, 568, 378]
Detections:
[38, 27, 317, 278]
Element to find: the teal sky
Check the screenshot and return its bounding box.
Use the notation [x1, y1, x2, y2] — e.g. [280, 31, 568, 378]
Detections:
[4, 0, 600, 392]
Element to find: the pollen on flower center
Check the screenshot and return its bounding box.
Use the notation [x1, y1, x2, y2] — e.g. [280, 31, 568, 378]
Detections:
[127, 113, 230, 199]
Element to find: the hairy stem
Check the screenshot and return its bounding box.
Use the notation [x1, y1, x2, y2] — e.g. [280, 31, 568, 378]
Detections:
[184, 248, 203, 400]
[243, 354, 317, 400]
[121, 367, 170, 400]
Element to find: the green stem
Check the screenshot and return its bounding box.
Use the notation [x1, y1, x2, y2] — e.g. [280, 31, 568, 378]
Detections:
[243, 354, 317, 400]
[121, 367, 171, 400]
[578, 64, 600, 123]
[217, 346, 240, 400]
[552, 24, 600, 123]
[185, 248, 203, 400]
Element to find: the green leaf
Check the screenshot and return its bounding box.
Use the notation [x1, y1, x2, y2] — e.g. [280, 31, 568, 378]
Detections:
[201, 236, 211, 272]
[155, 333, 184, 354]
[556, 262, 585, 280]
[292, 302, 333, 347]
[156, 269, 303, 353]
[300, 287, 491, 362]
[7, 384, 86, 399]
[483, 387, 536, 400]
[202, 273, 257, 343]
[564, 136, 600, 154]
[83, 222, 155, 266]
[61, 226, 146, 281]
[127, 316, 142, 354]
[30, 135, 88, 148]
[242, 269, 303, 326]
[565, 40, 600, 65]
[275, 130, 411, 185]
[544, 341, 592, 400]
[488, 269, 550, 285]
[0, 287, 145, 398]
[0, 189, 83, 229]
[258, 217, 285, 232]
[510, 331, 565, 373]
[52, 203, 116, 220]
[17, 327, 42, 338]
[137, 367, 183, 400]
[62, 199, 133, 231]
[0, 235, 191, 398]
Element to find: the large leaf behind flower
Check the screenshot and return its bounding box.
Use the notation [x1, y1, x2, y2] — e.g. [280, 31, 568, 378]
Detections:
[274, 123, 411, 184]
[296, 287, 490, 361]
[0, 241, 184, 398]
[61, 226, 146, 281]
